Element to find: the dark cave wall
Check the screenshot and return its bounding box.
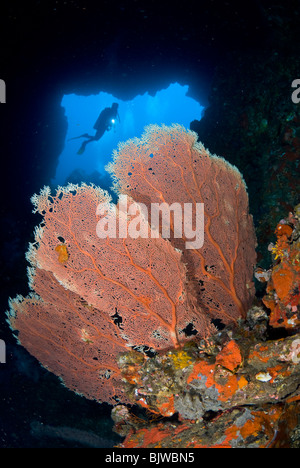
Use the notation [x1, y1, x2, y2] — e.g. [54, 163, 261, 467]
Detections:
[191, 27, 300, 266]
[0, 1, 268, 213]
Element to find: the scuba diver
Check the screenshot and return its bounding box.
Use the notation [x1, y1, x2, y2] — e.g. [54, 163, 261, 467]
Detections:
[69, 103, 120, 155]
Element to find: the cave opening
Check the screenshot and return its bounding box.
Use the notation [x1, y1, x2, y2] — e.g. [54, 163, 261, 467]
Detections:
[52, 82, 204, 189]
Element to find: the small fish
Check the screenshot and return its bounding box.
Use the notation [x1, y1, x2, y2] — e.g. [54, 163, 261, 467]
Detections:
[55, 244, 69, 263]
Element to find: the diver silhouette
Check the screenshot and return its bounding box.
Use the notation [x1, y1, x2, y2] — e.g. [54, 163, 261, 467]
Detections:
[69, 103, 120, 155]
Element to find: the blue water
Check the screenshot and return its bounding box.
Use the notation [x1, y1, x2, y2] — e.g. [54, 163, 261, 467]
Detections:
[52, 82, 204, 186]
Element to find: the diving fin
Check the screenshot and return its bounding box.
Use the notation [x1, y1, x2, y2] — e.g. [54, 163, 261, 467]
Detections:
[77, 146, 85, 155]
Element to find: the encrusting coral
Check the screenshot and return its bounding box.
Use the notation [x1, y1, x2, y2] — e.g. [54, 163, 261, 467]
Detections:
[113, 204, 300, 448]
[261, 204, 300, 329]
